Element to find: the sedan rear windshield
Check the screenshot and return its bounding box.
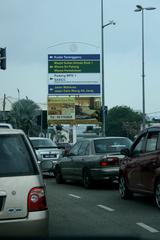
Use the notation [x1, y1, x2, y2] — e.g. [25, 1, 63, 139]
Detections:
[0, 134, 38, 177]
[94, 138, 132, 154]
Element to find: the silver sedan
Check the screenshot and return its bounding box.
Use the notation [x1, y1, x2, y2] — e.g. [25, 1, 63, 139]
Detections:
[30, 137, 62, 175]
[55, 137, 132, 188]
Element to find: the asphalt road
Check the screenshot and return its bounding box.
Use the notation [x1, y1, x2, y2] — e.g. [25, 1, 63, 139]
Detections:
[45, 177, 160, 240]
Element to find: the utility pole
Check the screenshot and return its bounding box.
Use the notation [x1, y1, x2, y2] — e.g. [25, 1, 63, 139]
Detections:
[3, 94, 6, 121]
[41, 109, 43, 136]
[0, 48, 6, 70]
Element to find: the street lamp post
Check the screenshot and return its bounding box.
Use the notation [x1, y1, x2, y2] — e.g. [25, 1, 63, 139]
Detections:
[134, 5, 156, 130]
[17, 88, 20, 101]
[40, 109, 43, 136]
[101, 0, 115, 136]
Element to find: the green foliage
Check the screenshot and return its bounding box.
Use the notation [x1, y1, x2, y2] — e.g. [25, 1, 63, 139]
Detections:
[9, 99, 40, 136]
[106, 105, 142, 140]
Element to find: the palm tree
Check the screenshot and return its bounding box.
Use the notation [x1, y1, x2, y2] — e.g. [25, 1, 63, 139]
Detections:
[10, 99, 40, 136]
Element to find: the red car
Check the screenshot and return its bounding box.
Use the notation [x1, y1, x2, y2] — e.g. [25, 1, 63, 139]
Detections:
[119, 126, 160, 209]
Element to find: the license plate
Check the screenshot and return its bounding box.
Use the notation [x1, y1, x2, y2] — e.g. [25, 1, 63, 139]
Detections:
[43, 154, 56, 158]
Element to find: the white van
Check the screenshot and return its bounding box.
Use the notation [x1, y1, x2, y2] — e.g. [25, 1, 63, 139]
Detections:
[0, 129, 49, 237]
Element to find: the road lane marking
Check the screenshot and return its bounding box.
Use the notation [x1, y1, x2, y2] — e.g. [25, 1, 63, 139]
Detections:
[136, 223, 159, 233]
[68, 194, 81, 199]
[97, 204, 115, 212]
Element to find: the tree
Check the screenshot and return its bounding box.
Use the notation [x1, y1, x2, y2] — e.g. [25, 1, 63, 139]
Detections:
[106, 105, 142, 140]
[9, 99, 40, 136]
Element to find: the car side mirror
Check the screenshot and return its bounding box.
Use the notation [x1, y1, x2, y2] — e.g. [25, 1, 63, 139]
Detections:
[63, 150, 76, 157]
[120, 148, 130, 157]
[62, 149, 70, 157]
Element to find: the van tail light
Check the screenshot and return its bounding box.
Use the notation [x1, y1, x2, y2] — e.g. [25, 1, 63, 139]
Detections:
[28, 187, 48, 212]
[99, 157, 119, 167]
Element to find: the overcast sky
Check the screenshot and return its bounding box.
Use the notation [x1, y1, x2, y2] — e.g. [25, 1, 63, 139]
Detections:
[0, 0, 160, 116]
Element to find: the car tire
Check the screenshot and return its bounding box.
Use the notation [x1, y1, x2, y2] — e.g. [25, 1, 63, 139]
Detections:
[154, 180, 160, 209]
[83, 169, 93, 189]
[119, 175, 133, 199]
[55, 167, 64, 184]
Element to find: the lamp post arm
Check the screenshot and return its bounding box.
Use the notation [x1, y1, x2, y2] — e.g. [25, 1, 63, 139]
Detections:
[103, 21, 116, 28]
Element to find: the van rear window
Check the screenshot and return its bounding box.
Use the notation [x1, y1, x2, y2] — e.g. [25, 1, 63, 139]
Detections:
[0, 126, 10, 129]
[0, 134, 38, 176]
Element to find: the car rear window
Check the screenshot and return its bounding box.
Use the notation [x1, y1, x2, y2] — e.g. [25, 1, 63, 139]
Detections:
[0, 126, 10, 129]
[94, 138, 132, 154]
[0, 134, 38, 177]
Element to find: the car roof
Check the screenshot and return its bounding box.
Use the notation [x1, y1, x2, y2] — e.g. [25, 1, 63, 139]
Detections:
[0, 123, 13, 129]
[133, 126, 160, 140]
[78, 136, 130, 142]
[139, 126, 160, 135]
[147, 126, 160, 131]
[0, 128, 25, 135]
[29, 137, 50, 140]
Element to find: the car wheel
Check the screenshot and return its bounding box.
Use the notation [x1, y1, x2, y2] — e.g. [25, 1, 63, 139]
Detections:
[154, 180, 160, 209]
[83, 169, 93, 189]
[119, 175, 132, 199]
[55, 167, 64, 184]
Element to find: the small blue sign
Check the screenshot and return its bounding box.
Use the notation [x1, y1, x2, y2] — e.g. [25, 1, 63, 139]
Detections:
[48, 84, 100, 95]
[48, 54, 100, 61]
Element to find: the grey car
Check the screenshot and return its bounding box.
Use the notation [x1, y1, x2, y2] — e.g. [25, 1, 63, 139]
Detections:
[0, 129, 49, 237]
[30, 137, 62, 175]
[55, 137, 132, 188]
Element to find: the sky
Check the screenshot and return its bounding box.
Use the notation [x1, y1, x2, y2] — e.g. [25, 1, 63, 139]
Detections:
[0, 0, 160, 116]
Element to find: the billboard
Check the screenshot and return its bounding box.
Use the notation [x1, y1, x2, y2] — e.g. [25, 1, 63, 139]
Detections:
[48, 96, 75, 121]
[48, 96, 101, 125]
[47, 54, 102, 125]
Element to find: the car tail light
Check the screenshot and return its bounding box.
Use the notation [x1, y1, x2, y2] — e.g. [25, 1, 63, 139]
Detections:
[28, 187, 48, 212]
[99, 157, 119, 167]
[99, 161, 109, 167]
